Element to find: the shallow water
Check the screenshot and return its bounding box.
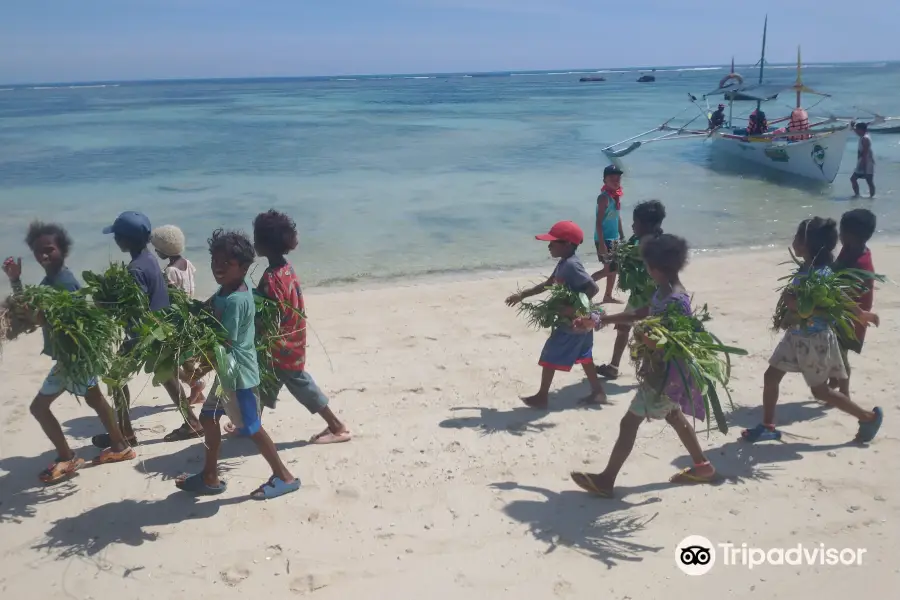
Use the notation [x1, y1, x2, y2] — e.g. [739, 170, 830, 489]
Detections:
[1, 63, 899, 294]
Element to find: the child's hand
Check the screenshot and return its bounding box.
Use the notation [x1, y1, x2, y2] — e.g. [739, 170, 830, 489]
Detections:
[572, 316, 593, 332]
[505, 293, 523, 307]
[3, 257, 22, 281]
[636, 330, 657, 349]
[860, 311, 880, 327]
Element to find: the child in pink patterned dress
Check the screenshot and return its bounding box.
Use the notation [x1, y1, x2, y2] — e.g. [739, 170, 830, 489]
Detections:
[569, 234, 715, 498]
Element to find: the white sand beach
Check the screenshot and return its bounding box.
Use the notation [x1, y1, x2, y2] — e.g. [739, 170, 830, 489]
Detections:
[1, 244, 899, 599]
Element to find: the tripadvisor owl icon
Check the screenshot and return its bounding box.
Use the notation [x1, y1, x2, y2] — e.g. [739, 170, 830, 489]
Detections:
[676, 535, 716, 576]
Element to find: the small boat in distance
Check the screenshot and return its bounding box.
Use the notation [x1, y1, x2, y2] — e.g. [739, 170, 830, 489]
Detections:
[579, 76, 606, 82]
[637, 74, 656, 83]
[601, 17, 893, 184]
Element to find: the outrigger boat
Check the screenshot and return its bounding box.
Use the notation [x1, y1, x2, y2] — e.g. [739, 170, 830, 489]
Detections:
[602, 17, 895, 183]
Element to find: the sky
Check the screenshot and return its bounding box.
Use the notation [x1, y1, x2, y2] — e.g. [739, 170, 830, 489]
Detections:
[1, 0, 896, 83]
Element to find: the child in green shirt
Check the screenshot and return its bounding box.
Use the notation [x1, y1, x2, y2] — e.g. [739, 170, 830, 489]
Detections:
[175, 229, 299, 499]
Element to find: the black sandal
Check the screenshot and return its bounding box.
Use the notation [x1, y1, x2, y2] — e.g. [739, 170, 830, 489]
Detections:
[163, 423, 204, 442]
[595, 364, 620, 380]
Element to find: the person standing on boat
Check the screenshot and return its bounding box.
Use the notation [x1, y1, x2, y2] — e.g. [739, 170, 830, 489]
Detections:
[851, 122, 875, 198]
[594, 164, 625, 304]
[709, 104, 726, 129]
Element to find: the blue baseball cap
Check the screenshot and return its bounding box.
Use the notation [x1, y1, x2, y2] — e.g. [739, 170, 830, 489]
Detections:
[103, 211, 152, 240]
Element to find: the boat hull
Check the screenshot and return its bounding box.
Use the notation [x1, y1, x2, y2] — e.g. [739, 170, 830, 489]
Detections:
[710, 127, 854, 183]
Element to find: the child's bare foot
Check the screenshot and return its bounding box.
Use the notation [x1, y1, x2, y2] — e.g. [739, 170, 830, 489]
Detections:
[571, 471, 614, 497]
[521, 394, 549, 409]
[601, 295, 622, 304]
[578, 389, 608, 406]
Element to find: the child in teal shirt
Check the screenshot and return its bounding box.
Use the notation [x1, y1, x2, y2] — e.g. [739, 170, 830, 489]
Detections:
[176, 229, 300, 500]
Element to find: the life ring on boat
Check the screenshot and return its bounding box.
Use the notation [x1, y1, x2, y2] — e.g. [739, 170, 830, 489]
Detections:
[718, 73, 744, 89]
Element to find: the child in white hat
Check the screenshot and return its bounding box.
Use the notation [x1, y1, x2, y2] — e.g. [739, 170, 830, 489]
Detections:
[151, 224, 204, 406]
[151, 224, 196, 297]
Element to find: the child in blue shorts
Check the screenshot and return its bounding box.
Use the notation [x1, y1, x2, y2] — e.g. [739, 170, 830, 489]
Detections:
[4, 222, 133, 483]
[175, 229, 299, 499]
[506, 221, 605, 409]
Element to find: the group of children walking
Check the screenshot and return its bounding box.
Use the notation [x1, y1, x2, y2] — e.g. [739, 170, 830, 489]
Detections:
[4, 210, 351, 499]
[2, 168, 885, 502]
[508, 165, 884, 499]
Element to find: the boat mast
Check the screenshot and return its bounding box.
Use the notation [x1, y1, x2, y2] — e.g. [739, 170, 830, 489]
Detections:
[756, 15, 767, 116]
[728, 56, 734, 126]
[795, 46, 802, 108]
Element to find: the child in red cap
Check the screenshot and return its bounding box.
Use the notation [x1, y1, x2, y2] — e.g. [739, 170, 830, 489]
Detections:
[506, 221, 606, 408]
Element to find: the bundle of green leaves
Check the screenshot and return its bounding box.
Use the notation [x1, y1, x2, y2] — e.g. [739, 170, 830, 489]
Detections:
[254, 291, 283, 403]
[129, 287, 228, 387]
[613, 240, 656, 308]
[630, 302, 747, 434]
[771, 250, 885, 344]
[82, 263, 149, 326]
[517, 284, 602, 330]
[19, 285, 121, 391]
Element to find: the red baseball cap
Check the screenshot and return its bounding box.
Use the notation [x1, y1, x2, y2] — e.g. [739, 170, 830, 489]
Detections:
[535, 221, 584, 245]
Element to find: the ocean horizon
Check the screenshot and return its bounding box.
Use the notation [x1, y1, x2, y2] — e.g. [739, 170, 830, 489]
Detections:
[3, 60, 897, 87]
[2, 60, 899, 295]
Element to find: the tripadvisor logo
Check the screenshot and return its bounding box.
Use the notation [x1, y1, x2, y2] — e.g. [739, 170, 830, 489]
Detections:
[676, 536, 867, 574]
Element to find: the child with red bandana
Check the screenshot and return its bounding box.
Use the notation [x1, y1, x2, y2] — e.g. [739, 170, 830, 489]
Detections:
[594, 165, 625, 304]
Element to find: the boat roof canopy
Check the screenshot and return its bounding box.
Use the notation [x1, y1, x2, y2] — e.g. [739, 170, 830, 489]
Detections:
[703, 82, 830, 102]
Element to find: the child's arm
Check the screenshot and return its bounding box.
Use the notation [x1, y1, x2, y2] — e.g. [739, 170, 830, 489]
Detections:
[3, 257, 23, 295]
[843, 291, 880, 327]
[506, 277, 552, 306]
[595, 195, 610, 261]
[573, 305, 650, 331]
[618, 214, 625, 242]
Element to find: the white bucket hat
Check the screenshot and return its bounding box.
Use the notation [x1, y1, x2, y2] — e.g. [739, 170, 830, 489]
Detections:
[150, 224, 186, 257]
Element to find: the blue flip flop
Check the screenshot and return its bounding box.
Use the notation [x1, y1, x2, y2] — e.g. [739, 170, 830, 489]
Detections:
[855, 407, 883, 443]
[175, 473, 228, 495]
[741, 423, 782, 443]
[251, 476, 301, 500]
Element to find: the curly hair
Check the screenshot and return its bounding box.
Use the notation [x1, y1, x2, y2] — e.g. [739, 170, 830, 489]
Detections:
[253, 210, 299, 255]
[633, 200, 666, 233]
[208, 228, 255, 266]
[25, 221, 73, 257]
[796, 217, 838, 267]
[641, 233, 688, 276]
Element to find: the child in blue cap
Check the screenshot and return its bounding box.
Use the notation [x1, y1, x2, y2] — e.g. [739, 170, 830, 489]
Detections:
[91, 211, 202, 450]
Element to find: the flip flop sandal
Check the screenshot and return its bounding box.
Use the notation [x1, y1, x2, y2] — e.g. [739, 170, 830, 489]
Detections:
[92, 433, 139, 449]
[92, 447, 136, 465]
[251, 476, 301, 500]
[175, 473, 228, 495]
[163, 424, 204, 442]
[669, 467, 717, 484]
[570, 472, 613, 498]
[309, 428, 352, 445]
[741, 424, 782, 443]
[595, 364, 620, 379]
[855, 407, 883, 443]
[39, 456, 85, 484]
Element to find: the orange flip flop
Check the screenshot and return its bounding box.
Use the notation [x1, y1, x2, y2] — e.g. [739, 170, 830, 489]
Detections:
[39, 457, 85, 484]
[93, 447, 136, 465]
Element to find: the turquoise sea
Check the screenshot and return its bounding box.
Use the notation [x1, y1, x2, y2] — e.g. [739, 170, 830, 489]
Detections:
[1, 63, 899, 294]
